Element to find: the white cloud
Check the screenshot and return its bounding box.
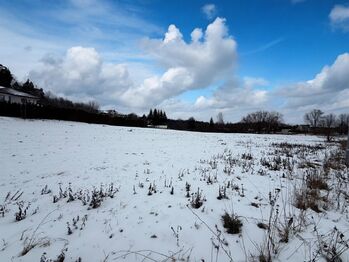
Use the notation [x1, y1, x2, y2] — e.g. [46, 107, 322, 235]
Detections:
[29, 18, 238, 112]
[0, 11, 67, 80]
[279, 53, 349, 121]
[0, 0, 161, 80]
[329, 5, 349, 32]
[29, 46, 133, 105]
[121, 17, 237, 108]
[120, 67, 194, 107]
[27, 17, 275, 121]
[191, 28, 203, 43]
[284, 53, 349, 97]
[243, 77, 269, 88]
[241, 37, 284, 55]
[157, 77, 270, 122]
[194, 78, 269, 111]
[164, 25, 183, 43]
[202, 4, 217, 20]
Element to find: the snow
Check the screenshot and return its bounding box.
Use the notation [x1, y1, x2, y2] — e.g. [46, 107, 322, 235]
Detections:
[0, 117, 348, 261]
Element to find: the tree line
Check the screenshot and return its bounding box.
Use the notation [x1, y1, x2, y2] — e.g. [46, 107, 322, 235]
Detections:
[147, 109, 167, 125]
[0, 63, 347, 137]
[303, 109, 349, 141]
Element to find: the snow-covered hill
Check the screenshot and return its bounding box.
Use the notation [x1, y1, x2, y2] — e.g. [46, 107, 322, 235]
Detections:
[0, 117, 348, 262]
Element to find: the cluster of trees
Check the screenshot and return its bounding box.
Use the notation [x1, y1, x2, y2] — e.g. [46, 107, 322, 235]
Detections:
[147, 108, 167, 125]
[170, 111, 286, 133]
[0, 65, 99, 114]
[241, 111, 284, 133]
[43, 92, 100, 114]
[209, 112, 225, 126]
[304, 109, 348, 130]
[304, 109, 349, 141]
[0, 101, 147, 127]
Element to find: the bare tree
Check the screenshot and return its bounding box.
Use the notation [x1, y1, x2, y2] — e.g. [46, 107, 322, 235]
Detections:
[241, 110, 283, 133]
[323, 113, 337, 142]
[216, 112, 224, 124]
[304, 109, 323, 127]
[267, 111, 283, 126]
[337, 113, 349, 134]
[87, 101, 100, 112]
[323, 114, 336, 127]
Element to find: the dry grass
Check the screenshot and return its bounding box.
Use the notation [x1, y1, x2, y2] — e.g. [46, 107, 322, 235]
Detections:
[294, 186, 322, 213]
[306, 172, 329, 191]
[221, 212, 243, 234]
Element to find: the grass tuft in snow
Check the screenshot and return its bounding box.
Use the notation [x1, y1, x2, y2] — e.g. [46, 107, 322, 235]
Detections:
[221, 212, 243, 234]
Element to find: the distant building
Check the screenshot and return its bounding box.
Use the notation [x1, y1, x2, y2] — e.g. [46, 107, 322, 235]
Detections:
[0, 87, 39, 105]
[147, 124, 168, 129]
[103, 109, 127, 118]
[280, 129, 291, 134]
[105, 109, 118, 116]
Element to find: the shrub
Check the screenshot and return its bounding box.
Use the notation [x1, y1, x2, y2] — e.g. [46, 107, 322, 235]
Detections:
[294, 187, 321, 213]
[15, 201, 30, 222]
[306, 171, 329, 190]
[217, 186, 228, 200]
[190, 188, 204, 209]
[221, 212, 243, 234]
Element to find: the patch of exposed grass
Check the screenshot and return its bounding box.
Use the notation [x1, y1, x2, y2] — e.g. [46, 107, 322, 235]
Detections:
[222, 212, 243, 234]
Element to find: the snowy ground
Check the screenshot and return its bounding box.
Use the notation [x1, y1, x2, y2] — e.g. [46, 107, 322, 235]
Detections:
[0, 117, 348, 262]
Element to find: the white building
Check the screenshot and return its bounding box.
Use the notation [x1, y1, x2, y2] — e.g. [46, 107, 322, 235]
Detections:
[0, 87, 39, 105]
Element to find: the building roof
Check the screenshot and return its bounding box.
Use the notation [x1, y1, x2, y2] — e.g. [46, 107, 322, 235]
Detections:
[0, 86, 39, 99]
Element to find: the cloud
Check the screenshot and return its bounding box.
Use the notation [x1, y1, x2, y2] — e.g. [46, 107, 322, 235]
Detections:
[0, 22, 65, 80]
[160, 78, 270, 122]
[202, 4, 217, 20]
[29, 47, 133, 106]
[0, 0, 161, 80]
[279, 53, 349, 119]
[241, 37, 284, 55]
[191, 51, 349, 123]
[29, 18, 238, 112]
[121, 17, 237, 108]
[329, 4, 349, 32]
[27, 17, 274, 121]
[194, 77, 269, 111]
[243, 77, 269, 88]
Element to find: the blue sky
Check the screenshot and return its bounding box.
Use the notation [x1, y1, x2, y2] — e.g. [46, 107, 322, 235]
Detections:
[0, 0, 349, 123]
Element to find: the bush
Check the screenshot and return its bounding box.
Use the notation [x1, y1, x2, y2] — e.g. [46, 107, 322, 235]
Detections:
[222, 212, 243, 234]
[294, 187, 322, 213]
[190, 188, 204, 209]
[306, 170, 329, 190]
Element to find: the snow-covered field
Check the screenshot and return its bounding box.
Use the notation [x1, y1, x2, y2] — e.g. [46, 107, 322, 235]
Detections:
[0, 117, 348, 262]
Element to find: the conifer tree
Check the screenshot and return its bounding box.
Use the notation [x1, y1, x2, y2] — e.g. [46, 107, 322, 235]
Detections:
[148, 109, 153, 120]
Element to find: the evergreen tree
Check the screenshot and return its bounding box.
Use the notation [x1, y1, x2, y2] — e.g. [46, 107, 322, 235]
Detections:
[153, 109, 158, 124]
[0, 65, 13, 88]
[22, 79, 35, 92]
[188, 117, 196, 130]
[12, 81, 21, 90]
[148, 109, 153, 120]
[159, 110, 164, 121]
[209, 117, 214, 126]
